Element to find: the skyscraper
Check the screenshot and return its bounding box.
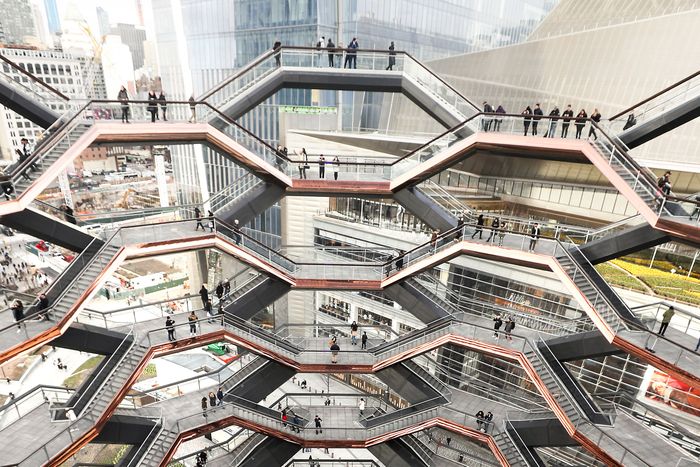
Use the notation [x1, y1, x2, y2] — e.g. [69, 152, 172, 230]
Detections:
[0, 0, 38, 45]
[44, 0, 61, 34]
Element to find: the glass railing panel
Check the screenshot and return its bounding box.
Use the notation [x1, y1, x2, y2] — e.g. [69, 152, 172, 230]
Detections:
[403, 55, 479, 121]
[607, 71, 700, 134]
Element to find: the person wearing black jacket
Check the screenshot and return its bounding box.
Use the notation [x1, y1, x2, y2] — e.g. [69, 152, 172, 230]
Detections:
[544, 106, 560, 138]
[521, 106, 532, 136]
[574, 109, 587, 139]
[532, 103, 543, 135]
[589, 108, 602, 140]
[386, 41, 396, 70]
[272, 39, 282, 66]
[561, 104, 574, 138]
[147, 91, 158, 122]
[159, 92, 167, 121]
[471, 214, 484, 239]
[199, 285, 209, 308]
[118, 86, 130, 123]
[482, 101, 494, 131]
[327, 38, 336, 67]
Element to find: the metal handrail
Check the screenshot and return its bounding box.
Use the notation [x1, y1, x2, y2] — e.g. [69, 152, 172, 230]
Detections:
[0, 54, 70, 100]
[610, 69, 700, 120]
[50, 326, 135, 417]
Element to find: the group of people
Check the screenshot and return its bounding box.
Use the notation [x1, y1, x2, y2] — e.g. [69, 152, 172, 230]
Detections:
[200, 387, 225, 417]
[492, 313, 516, 340]
[481, 101, 605, 140]
[273, 37, 397, 70]
[470, 214, 541, 251]
[295, 148, 341, 180]
[10, 292, 51, 332]
[475, 410, 494, 432]
[116, 86, 198, 123]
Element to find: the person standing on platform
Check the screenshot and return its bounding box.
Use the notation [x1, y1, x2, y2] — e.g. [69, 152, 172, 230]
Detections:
[147, 91, 158, 122]
[361, 331, 368, 349]
[561, 104, 574, 137]
[332, 156, 340, 180]
[472, 214, 484, 239]
[522, 106, 532, 135]
[166, 316, 175, 341]
[386, 41, 396, 70]
[188, 95, 197, 123]
[188, 311, 198, 336]
[493, 313, 503, 339]
[159, 92, 168, 121]
[318, 155, 326, 179]
[544, 106, 560, 138]
[199, 285, 209, 308]
[194, 207, 205, 231]
[574, 109, 587, 139]
[273, 39, 282, 66]
[658, 306, 675, 336]
[532, 103, 543, 135]
[528, 223, 541, 252]
[351, 320, 358, 345]
[118, 86, 130, 123]
[327, 38, 336, 67]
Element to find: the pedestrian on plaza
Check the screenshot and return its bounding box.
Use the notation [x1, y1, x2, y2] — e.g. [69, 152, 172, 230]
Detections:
[359, 397, 366, 416]
[482, 101, 494, 131]
[327, 38, 336, 67]
[589, 108, 602, 140]
[199, 285, 209, 308]
[486, 217, 500, 243]
[166, 316, 175, 341]
[532, 103, 543, 135]
[318, 154, 326, 179]
[217, 386, 224, 406]
[498, 221, 507, 246]
[298, 148, 309, 179]
[504, 315, 515, 341]
[188, 311, 198, 336]
[472, 214, 484, 239]
[207, 210, 215, 232]
[201, 396, 208, 417]
[216, 282, 224, 302]
[188, 95, 197, 123]
[386, 41, 396, 70]
[147, 91, 158, 122]
[351, 320, 358, 345]
[194, 207, 206, 231]
[158, 92, 167, 121]
[11, 299, 23, 332]
[658, 306, 675, 336]
[494, 105, 506, 131]
[344, 38, 359, 69]
[544, 106, 560, 137]
[484, 412, 494, 433]
[623, 113, 637, 130]
[37, 293, 50, 321]
[330, 340, 340, 363]
[332, 156, 340, 180]
[574, 109, 587, 139]
[314, 415, 323, 434]
[62, 204, 77, 225]
[118, 85, 130, 123]
[476, 410, 485, 431]
[561, 104, 574, 137]
[493, 313, 503, 339]
[208, 391, 217, 408]
[522, 105, 533, 136]
[205, 300, 214, 323]
[528, 223, 541, 252]
[361, 331, 368, 349]
[273, 39, 282, 66]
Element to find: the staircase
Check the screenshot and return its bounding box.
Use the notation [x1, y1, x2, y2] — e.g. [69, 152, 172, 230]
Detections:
[492, 430, 530, 467]
[11, 123, 92, 196]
